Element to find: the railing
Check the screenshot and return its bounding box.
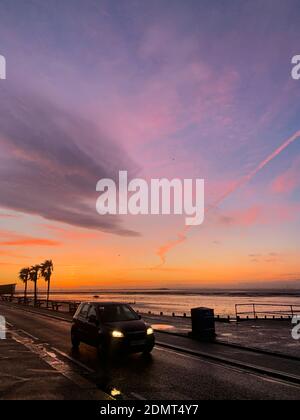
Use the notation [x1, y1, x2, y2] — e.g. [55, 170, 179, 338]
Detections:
[1, 296, 81, 314]
[3, 296, 300, 321]
[235, 303, 300, 320]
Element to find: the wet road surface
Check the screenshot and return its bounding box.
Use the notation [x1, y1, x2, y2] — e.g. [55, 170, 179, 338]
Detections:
[1, 304, 300, 400]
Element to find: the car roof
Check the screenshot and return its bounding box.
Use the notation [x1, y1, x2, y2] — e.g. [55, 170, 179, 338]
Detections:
[81, 302, 130, 306]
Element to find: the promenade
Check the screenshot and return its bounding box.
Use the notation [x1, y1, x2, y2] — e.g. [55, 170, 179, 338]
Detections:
[1, 300, 300, 400]
[143, 313, 300, 359]
[0, 331, 111, 400]
[2, 298, 298, 358]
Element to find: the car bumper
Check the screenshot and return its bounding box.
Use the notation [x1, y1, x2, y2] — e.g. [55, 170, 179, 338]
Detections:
[108, 334, 155, 354]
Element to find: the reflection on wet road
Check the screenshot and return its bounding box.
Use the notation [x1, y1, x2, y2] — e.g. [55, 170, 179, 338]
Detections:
[2, 304, 300, 400]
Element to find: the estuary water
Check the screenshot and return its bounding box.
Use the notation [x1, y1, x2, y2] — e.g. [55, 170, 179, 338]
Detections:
[27, 289, 300, 317]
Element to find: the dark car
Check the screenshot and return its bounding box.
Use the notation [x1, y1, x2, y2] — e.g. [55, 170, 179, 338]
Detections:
[71, 302, 155, 355]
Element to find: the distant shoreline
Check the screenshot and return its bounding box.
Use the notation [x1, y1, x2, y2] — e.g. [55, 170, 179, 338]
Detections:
[14, 289, 300, 298]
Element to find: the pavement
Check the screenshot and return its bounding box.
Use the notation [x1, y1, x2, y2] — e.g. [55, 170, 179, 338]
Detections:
[142, 314, 300, 359]
[216, 319, 300, 358]
[1, 301, 300, 400]
[0, 330, 111, 400]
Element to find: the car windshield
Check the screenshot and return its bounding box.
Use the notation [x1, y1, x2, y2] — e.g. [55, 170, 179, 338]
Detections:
[99, 305, 140, 323]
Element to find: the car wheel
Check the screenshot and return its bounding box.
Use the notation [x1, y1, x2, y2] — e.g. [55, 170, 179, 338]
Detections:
[97, 342, 108, 358]
[71, 332, 80, 349]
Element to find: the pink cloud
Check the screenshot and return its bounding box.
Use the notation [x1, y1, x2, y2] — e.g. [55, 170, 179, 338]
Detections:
[271, 158, 300, 194]
[42, 224, 101, 241]
[87, 26, 241, 156]
[0, 230, 61, 247]
[249, 252, 285, 264]
[0, 213, 20, 219]
[219, 205, 262, 227]
[218, 202, 300, 228]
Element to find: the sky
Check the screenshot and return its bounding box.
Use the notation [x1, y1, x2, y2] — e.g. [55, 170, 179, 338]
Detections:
[0, 0, 300, 290]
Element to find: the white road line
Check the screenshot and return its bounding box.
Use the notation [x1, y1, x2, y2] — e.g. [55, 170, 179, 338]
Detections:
[0, 304, 71, 324]
[19, 329, 39, 341]
[5, 318, 95, 375]
[7, 325, 95, 374]
[156, 345, 258, 369]
[130, 392, 146, 400]
[5, 321, 39, 340]
[51, 347, 95, 373]
[10, 331, 102, 392]
[4, 316, 95, 375]
[155, 345, 204, 362]
[156, 345, 300, 390]
[5, 305, 300, 392]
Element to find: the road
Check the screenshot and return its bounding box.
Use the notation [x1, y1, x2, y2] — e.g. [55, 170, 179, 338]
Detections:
[1, 303, 300, 400]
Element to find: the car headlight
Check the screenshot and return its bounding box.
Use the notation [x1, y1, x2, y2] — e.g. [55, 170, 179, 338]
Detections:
[147, 327, 154, 335]
[111, 330, 124, 338]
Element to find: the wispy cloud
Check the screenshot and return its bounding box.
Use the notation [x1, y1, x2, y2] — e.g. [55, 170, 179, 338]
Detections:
[42, 224, 101, 241]
[155, 130, 300, 265]
[0, 213, 20, 219]
[0, 230, 60, 247]
[0, 84, 139, 237]
[271, 157, 300, 194]
[249, 252, 285, 264]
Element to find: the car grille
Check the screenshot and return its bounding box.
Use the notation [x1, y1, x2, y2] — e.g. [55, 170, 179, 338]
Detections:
[126, 330, 146, 340]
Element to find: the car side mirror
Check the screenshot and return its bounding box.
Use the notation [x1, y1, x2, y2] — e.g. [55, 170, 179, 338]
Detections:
[138, 314, 142, 320]
[88, 314, 98, 325]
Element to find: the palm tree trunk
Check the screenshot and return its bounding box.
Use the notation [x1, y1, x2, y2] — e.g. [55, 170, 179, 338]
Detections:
[34, 280, 37, 307]
[46, 279, 50, 308]
[24, 281, 27, 304]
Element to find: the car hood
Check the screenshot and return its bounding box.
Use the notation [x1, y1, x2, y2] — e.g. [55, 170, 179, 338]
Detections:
[104, 319, 146, 332]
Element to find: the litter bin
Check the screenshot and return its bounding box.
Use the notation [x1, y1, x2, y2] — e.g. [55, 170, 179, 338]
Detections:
[189, 307, 216, 341]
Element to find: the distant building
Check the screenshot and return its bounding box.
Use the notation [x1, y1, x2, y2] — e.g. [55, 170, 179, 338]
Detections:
[0, 284, 16, 299]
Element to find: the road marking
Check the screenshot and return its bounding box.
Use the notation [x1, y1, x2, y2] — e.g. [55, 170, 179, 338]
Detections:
[19, 329, 39, 341]
[9, 330, 106, 394]
[51, 347, 95, 373]
[4, 304, 300, 392]
[4, 320, 40, 340]
[130, 392, 146, 400]
[156, 345, 264, 372]
[156, 345, 207, 362]
[4, 319, 95, 375]
[27, 369, 61, 374]
[156, 345, 300, 389]
[47, 351, 58, 359]
[0, 303, 71, 324]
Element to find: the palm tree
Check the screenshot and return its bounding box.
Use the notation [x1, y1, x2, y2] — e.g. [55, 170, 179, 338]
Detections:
[29, 264, 41, 307]
[40, 260, 54, 308]
[18, 267, 30, 303]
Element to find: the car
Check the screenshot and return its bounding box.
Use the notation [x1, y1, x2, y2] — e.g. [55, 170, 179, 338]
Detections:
[71, 302, 155, 355]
